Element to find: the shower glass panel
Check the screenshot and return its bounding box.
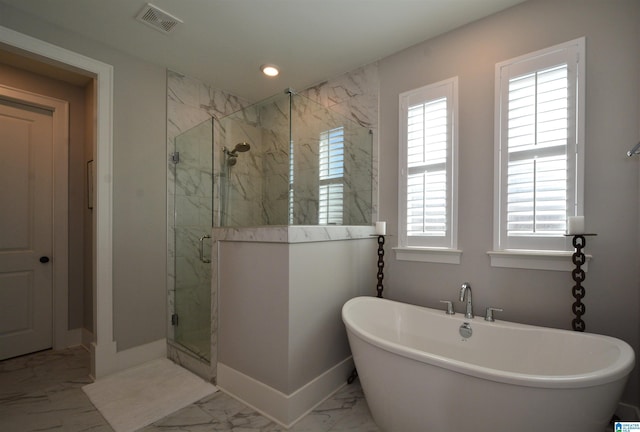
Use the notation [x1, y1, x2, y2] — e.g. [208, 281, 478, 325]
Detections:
[173, 118, 212, 362]
[216, 90, 373, 226]
[290, 94, 373, 225]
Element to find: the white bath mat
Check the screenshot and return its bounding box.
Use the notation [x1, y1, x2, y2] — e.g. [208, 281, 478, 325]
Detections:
[82, 358, 217, 432]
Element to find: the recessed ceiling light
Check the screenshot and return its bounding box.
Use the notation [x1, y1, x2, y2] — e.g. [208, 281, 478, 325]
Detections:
[261, 64, 280, 77]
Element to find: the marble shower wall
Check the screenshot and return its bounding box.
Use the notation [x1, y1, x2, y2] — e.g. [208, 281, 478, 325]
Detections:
[289, 93, 373, 225]
[259, 96, 291, 225]
[300, 63, 380, 220]
[217, 95, 285, 226]
[218, 70, 380, 227]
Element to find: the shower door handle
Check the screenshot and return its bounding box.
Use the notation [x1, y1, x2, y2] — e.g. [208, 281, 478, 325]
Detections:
[199, 234, 211, 263]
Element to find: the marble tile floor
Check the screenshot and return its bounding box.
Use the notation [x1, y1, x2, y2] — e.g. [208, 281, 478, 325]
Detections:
[1, 346, 618, 432]
[0, 346, 380, 432]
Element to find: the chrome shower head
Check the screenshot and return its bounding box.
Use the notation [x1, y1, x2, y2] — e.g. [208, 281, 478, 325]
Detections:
[233, 142, 250, 153]
[223, 142, 251, 158]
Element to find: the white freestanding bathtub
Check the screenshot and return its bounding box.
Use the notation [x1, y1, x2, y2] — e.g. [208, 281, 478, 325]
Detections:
[342, 296, 635, 432]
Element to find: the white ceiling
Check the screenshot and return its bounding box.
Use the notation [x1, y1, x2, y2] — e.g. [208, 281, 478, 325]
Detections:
[0, 0, 526, 101]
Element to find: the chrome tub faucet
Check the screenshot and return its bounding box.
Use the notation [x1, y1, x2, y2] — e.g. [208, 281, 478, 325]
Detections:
[459, 282, 474, 319]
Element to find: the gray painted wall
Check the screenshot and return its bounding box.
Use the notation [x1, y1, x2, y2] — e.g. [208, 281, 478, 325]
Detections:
[288, 240, 376, 391]
[378, 0, 639, 405]
[218, 242, 290, 391]
[0, 4, 168, 351]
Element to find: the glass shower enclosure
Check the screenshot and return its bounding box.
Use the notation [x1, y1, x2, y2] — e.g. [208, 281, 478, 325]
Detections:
[217, 89, 373, 227]
[170, 89, 373, 365]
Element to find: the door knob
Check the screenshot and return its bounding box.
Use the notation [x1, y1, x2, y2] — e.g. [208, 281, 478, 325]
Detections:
[39, 256, 50, 263]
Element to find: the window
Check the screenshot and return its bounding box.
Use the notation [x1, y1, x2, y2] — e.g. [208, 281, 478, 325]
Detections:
[493, 38, 585, 258]
[397, 77, 458, 261]
[318, 126, 344, 224]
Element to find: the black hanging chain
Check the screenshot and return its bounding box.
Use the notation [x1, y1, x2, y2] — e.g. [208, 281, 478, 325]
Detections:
[376, 235, 385, 298]
[571, 235, 587, 332]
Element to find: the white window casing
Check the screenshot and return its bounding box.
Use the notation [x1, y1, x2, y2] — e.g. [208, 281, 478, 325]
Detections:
[396, 77, 460, 263]
[491, 38, 586, 270]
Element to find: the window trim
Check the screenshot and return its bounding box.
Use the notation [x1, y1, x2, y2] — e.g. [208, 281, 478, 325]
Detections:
[398, 76, 459, 262]
[394, 246, 462, 264]
[487, 249, 590, 272]
[491, 38, 585, 269]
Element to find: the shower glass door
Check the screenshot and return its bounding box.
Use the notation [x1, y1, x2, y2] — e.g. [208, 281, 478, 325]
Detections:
[173, 118, 213, 362]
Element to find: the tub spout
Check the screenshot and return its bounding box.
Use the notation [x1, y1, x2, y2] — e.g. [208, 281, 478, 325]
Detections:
[459, 282, 474, 319]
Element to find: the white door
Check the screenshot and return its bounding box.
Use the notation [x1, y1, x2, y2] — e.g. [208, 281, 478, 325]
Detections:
[0, 98, 54, 360]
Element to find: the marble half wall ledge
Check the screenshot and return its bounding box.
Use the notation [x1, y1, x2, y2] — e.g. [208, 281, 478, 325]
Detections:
[212, 225, 377, 243]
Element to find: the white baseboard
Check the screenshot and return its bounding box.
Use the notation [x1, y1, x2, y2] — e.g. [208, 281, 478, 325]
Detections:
[91, 338, 167, 380]
[217, 357, 354, 428]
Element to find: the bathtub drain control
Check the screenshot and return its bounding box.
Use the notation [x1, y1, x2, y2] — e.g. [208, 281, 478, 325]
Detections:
[459, 322, 473, 339]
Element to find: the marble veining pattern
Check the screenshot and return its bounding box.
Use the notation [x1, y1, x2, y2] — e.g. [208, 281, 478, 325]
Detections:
[0, 347, 380, 432]
[215, 90, 374, 227]
[212, 225, 376, 244]
[300, 64, 379, 220]
[0, 347, 112, 432]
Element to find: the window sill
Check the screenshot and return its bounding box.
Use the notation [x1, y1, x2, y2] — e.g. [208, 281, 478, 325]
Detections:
[394, 247, 462, 264]
[487, 250, 591, 272]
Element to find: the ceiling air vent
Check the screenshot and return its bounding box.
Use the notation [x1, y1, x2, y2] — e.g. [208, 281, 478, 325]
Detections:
[136, 3, 183, 34]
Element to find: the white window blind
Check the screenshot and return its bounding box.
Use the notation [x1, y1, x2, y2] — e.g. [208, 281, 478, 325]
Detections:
[495, 38, 584, 252]
[507, 64, 568, 236]
[318, 183, 343, 224]
[399, 77, 458, 250]
[318, 127, 344, 224]
[407, 98, 448, 237]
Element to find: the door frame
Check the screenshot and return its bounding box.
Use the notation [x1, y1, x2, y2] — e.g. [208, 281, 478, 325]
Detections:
[0, 85, 70, 351]
[0, 25, 116, 378]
